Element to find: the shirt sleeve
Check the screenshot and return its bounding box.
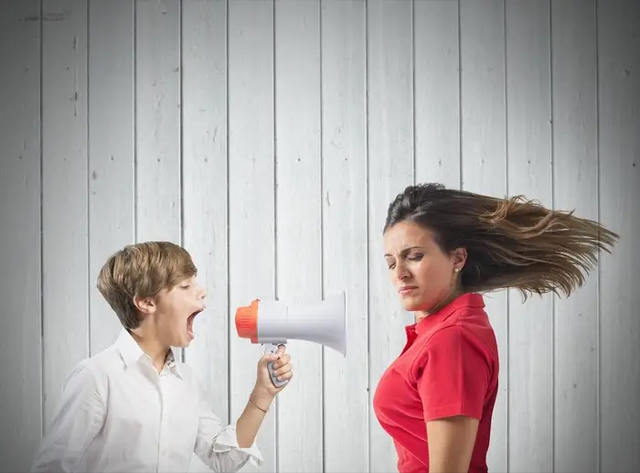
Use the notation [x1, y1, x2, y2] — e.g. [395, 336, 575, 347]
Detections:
[31, 361, 106, 473]
[415, 325, 491, 422]
[192, 380, 263, 472]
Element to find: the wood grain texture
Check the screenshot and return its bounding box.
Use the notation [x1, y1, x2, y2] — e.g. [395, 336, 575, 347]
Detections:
[506, 2, 554, 472]
[598, 1, 640, 471]
[367, 1, 414, 471]
[0, 1, 42, 471]
[274, 1, 323, 471]
[88, 0, 135, 355]
[414, 0, 460, 188]
[0, 3, 638, 472]
[135, 0, 181, 244]
[41, 0, 89, 432]
[321, 1, 368, 471]
[181, 0, 228, 415]
[227, 1, 277, 471]
[459, 1, 508, 471]
[181, 2, 228, 471]
[551, 2, 600, 471]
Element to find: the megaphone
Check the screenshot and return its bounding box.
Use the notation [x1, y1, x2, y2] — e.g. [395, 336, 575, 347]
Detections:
[235, 291, 347, 387]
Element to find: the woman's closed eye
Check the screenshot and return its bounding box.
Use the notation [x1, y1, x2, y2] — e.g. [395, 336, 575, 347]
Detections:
[407, 253, 424, 262]
[386, 253, 423, 269]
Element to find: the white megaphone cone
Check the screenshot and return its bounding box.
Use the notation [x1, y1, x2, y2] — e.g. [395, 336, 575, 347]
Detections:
[235, 291, 347, 388]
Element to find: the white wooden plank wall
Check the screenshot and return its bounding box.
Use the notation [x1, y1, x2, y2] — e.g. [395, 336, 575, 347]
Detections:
[0, 1, 638, 473]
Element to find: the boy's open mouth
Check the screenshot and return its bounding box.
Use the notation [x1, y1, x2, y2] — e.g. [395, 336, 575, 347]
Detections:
[187, 309, 203, 339]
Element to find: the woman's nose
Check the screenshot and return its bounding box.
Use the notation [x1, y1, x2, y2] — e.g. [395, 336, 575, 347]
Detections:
[394, 263, 409, 281]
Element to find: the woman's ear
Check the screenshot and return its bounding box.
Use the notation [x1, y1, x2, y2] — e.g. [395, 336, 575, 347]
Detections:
[451, 247, 467, 271]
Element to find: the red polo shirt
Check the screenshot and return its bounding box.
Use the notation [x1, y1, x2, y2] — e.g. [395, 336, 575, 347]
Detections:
[373, 293, 499, 473]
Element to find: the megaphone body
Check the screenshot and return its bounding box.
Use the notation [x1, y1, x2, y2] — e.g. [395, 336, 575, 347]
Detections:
[235, 292, 347, 387]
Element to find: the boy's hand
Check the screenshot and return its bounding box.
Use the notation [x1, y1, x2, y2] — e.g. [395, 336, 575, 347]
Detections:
[253, 345, 293, 401]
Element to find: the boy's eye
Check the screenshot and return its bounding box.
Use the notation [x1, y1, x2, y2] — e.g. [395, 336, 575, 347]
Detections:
[181, 284, 190, 289]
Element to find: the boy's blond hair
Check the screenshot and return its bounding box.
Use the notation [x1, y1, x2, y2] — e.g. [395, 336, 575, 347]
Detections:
[97, 241, 198, 329]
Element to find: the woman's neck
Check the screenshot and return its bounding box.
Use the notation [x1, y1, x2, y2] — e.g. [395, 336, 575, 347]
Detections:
[415, 288, 463, 323]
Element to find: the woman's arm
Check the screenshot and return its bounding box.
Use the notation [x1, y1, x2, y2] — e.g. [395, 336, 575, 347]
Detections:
[415, 325, 494, 473]
[426, 415, 479, 473]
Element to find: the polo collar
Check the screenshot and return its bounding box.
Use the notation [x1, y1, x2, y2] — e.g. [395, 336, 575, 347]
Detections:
[115, 328, 182, 376]
[409, 292, 485, 336]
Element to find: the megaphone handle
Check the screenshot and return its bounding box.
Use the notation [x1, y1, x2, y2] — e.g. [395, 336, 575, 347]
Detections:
[265, 343, 289, 388]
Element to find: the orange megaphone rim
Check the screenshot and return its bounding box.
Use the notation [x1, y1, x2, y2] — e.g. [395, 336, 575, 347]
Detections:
[235, 299, 260, 343]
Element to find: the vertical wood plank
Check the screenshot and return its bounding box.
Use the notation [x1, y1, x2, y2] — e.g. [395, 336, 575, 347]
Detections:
[321, 1, 368, 472]
[551, 2, 599, 472]
[135, 0, 181, 244]
[227, 1, 276, 471]
[367, 1, 414, 471]
[459, 1, 508, 471]
[414, 0, 460, 188]
[181, 0, 228, 420]
[0, 1, 42, 471]
[88, 0, 135, 355]
[181, 2, 228, 470]
[598, 1, 640, 471]
[274, 1, 323, 471]
[41, 0, 89, 431]
[506, 2, 554, 472]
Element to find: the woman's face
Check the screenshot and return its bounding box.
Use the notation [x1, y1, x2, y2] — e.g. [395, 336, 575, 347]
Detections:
[383, 221, 465, 314]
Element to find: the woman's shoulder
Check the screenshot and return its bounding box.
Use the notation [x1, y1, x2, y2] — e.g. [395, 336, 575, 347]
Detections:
[417, 318, 499, 368]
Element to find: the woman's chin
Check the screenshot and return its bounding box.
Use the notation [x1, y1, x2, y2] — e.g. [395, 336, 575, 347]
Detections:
[399, 299, 422, 312]
[399, 295, 432, 313]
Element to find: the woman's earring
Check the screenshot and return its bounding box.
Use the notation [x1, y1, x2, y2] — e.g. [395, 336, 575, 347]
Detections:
[454, 268, 460, 273]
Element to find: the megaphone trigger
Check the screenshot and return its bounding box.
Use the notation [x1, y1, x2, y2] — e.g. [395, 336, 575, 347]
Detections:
[265, 342, 289, 388]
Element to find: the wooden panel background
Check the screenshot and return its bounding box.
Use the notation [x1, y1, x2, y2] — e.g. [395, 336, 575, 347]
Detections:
[0, 1, 638, 472]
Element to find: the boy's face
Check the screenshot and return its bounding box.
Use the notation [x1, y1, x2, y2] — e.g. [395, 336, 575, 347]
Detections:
[148, 275, 207, 348]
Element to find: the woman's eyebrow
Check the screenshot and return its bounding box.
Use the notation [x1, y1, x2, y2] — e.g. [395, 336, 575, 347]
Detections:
[384, 246, 426, 257]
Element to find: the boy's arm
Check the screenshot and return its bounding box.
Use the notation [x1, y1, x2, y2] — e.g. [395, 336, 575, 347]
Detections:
[31, 362, 106, 473]
[235, 387, 274, 447]
[192, 393, 266, 473]
[192, 378, 274, 472]
[193, 348, 292, 472]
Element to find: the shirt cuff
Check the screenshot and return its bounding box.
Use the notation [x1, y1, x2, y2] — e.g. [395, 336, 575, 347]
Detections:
[211, 422, 263, 468]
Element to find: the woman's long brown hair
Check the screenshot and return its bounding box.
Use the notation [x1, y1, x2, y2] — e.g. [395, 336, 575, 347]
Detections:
[384, 183, 619, 300]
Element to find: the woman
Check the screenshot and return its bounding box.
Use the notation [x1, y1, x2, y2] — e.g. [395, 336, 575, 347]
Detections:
[372, 183, 618, 473]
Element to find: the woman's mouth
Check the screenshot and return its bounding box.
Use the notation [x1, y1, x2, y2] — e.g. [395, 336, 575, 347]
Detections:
[398, 286, 418, 296]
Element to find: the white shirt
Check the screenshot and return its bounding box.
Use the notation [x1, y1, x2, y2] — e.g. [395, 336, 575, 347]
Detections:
[31, 329, 262, 473]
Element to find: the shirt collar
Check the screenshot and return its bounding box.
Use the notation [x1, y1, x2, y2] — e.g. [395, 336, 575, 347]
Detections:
[407, 292, 485, 336]
[114, 328, 182, 377]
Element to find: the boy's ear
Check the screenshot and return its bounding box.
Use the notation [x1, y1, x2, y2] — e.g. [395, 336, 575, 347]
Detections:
[133, 296, 157, 315]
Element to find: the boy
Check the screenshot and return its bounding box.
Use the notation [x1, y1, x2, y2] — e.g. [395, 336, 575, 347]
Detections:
[31, 241, 293, 473]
